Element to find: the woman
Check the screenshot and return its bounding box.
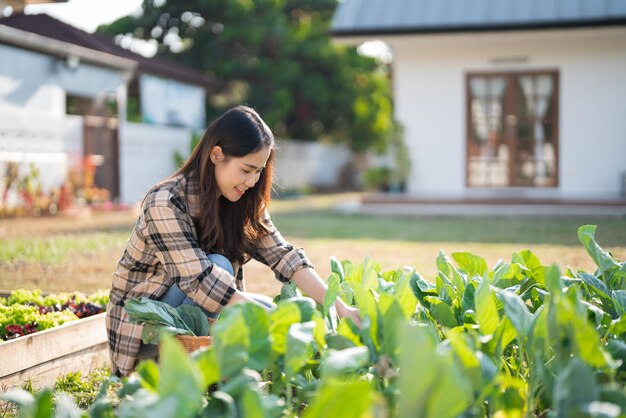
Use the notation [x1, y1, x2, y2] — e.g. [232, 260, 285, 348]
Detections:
[106, 105, 360, 376]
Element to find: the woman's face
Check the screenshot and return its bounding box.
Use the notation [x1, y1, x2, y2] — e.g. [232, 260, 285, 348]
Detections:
[212, 145, 271, 202]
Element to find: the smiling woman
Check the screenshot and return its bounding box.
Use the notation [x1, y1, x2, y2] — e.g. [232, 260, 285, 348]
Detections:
[106, 105, 360, 376]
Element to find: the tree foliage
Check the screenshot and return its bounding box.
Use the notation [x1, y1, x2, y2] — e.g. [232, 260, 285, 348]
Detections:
[98, 0, 394, 152]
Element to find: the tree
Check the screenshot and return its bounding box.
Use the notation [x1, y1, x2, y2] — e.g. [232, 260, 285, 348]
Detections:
[99, 0, 395, 153]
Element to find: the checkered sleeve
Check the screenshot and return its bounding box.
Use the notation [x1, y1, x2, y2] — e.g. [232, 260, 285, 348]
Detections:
[251, 211, 314, 282]
[144, 202, 237, 311]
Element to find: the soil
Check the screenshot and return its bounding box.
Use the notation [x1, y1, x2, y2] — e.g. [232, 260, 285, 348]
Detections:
[1, 208, 624, 297]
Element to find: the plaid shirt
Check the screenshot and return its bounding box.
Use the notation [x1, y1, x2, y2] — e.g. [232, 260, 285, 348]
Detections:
[106, 173, 313, 376]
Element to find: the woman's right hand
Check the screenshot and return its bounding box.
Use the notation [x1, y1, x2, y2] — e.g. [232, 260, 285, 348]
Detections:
[336, 300, 361, 327]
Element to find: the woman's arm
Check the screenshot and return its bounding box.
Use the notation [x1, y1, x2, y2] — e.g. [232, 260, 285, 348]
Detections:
[226, 269, 361, 325]
[291, 267, 361, 326]
[226, 290, 269, 310]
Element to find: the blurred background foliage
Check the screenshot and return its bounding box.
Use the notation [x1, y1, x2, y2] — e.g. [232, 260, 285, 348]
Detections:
[98, 0, 395, 153]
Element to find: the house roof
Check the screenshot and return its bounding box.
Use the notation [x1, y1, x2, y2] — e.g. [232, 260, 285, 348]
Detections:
[0, 13, 222, 89]
[331, 0, 626, 37]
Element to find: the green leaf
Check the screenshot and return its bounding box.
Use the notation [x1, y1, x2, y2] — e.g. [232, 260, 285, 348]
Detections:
[393, 267, 419, 318]
[512, 250, 545, 285]
[553, 358, 598, 415]
[335, 320, 362, 347]
[219, 369, 262, 398]
[157, 335, 205, 418]
[578, 225, 621, 279]
[116, 376, 142, 399]
[425, 296, 458, 328]
[606, 339, 626, 372]
[345, 257, 379, 290]
[613, 290, 626, 317]
[326, 333, 358, 350]
[203, 391, 236, 418]
[330, 256, 345, 281]
[350, 285, 380, 351]
[437, 251, 467, 296]
[447, 331, 480, 370]
[397, 323, 470, 418]
[609, 316, 626, 336]
[452, 251, 487, 278]
[493, 262, 529, 288]
[579, 272, 610, 298]
[378, 277, 395, 294]
[461, 282, 476, 314]
[320, 346, 370, 379]
[141, 324, 191, 345]
[494, 288, 533, 340]
[303, 378, 375, 418]
[323, 272, 341, 319]
[545, 264, 562, 293]
[285, 321, 316, 378]
[339, 281, 354, 305]
[176, 305, 209, 336]
[475, 279, 500, 335]
[269, 301, 301, 355]
[409, 270, 437, 308]
[239, 387, 283, 418]
[136, 360, 160, 392]
[435, 274, 455, 305]
[379, 295, 406, 362]
[192, 346, 220, 389]
[285, 296, 317, 322]
[125, 297, 192, 336]
[212, 306, 250, 379]
[277, 280, 300, 302]
[240, 303, 271, 371]
[447, 331, 483, 392]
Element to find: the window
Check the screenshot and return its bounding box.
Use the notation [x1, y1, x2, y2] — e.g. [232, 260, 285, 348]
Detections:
[466, 71, 559, 187]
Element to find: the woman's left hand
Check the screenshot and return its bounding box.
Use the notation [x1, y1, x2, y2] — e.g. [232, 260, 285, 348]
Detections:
[336, 301, 361, 327]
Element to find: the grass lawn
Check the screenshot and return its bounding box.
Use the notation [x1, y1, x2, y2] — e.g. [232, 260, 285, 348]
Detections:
[0, 195, 624, 296]
[272, 211, 626, 246]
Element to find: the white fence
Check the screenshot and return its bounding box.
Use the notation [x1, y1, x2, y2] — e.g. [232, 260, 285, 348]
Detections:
[119, 123, 191, 204]
[273, 140, 350, 191]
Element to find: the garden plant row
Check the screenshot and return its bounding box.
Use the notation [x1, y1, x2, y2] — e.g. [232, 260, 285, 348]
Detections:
[0, 289, 108, 341]
[3, 225, 626, 417]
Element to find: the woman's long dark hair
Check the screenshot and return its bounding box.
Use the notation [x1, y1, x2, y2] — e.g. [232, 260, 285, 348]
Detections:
[174, 105, 274, 264]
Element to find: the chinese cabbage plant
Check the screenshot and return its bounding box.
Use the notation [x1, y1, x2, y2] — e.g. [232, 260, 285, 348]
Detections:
[3, 225, 626, 418]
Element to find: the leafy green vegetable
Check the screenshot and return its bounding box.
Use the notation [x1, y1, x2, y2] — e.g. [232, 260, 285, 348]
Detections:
[124, 297, 210, 344]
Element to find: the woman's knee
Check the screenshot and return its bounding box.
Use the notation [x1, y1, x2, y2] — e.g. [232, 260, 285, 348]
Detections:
[207, 253, 235, 276]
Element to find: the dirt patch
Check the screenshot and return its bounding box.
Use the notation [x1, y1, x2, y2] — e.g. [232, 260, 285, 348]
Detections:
[4, 236, 621, 298]
[2, 205, 624, 296]
[0, 209, 138, 239]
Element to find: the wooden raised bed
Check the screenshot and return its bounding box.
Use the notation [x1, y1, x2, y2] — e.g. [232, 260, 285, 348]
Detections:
[0, 293, 109, 390]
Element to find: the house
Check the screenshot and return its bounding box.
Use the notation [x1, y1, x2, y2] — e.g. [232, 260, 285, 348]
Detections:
[331, 0, 626, 204]
[0, 13, 221, 206]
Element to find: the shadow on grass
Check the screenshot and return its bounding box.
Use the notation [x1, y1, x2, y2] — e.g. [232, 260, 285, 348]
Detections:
[272, 211, 626, 247]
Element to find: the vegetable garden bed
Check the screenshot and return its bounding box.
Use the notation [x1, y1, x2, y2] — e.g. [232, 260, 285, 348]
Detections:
[0, 290, 109, 390]
[3, 225, 626, 417]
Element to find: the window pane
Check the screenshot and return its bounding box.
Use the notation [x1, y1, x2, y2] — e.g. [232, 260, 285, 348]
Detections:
[468, 76, 508, 187]
[514, 75, 556, 187]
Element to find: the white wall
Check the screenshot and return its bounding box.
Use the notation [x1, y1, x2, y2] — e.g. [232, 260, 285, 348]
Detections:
[0, 43, 126, 116]
[273, 140, 351, 191]
[384, 27, 626, 199]
[119, 122, 191, 204]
